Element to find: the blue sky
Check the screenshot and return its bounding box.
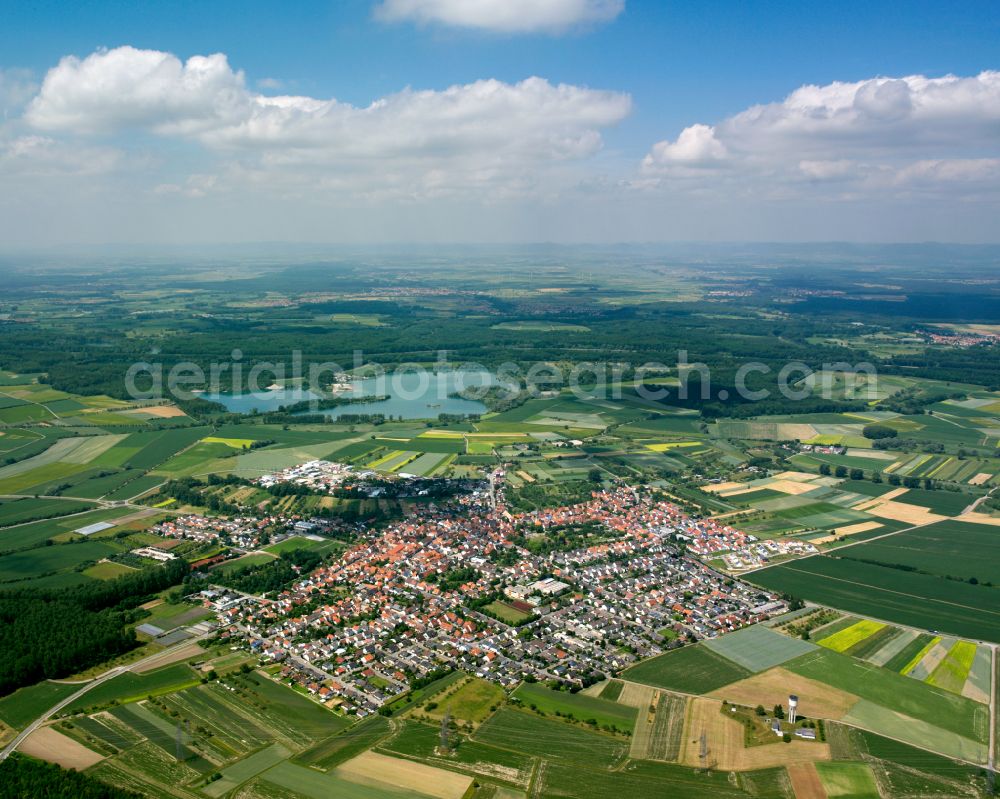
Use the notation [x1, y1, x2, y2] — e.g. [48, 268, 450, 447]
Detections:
[1, 0, 999, 245]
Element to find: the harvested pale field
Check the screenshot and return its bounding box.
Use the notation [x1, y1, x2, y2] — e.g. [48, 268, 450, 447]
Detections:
[770, 480, 826, 496]
[126, 405, 187, 418]
[19, 725, 105, 769]
[681, 698, 830, 770]
[516, 470, 535, 483]
[617, 681, 656, 709]
[774, 471, 822, 482]
[139, 598, 163, 610]
[59, 434, 128, 464]
[580, 680, 607, 697]
[852, 488, 909, 511]
[708, 668, 859, 720]
[630, 691, 686, 762]
[717, 485, 760, 497]
[813, 521, 882, 543]
[702, 481, 744, 494]
[957, 512, 1000, 526]
[833, 521, 882, 537]
[629, 690, 659, 760]
[845, 448, 897, 460]
[963, 679, 991, 705]
[336, 751, 472, 799]
[969, 473, 993, 486]
[865, 500, 945, 525]
[909, 640, 950, 681]
[132, 642, 204, 674]
[786, 763, 827, 799]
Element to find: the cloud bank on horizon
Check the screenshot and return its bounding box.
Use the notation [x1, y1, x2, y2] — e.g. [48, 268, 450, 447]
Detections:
[373, 0, 625, 34]
[0, 1, 998, 245]
[642, 72, 1000, 199]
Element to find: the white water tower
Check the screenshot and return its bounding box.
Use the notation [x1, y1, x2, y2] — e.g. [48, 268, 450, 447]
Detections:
[788, 694, 798, 724]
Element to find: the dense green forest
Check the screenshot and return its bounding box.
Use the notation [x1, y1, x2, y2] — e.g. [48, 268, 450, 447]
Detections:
[0, 560, 189, 695]
[2, 253, 997, 405]
[0, 754, 141, 799]
[215, 549, 324, 595]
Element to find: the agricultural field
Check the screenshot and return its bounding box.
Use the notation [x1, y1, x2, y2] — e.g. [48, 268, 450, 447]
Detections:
[0, 496, 94, 527]
[814, 619, 888, 654]
[628, 690, 686, 762]
[814, 761, 880, 799]
[701, 624, 817, 672]
[293, 715, 392, 770]
[786, 649, 990, 761]
[622, 643, 752, 694]
[512, 682, 637, 732]
[472, 708, 628, 769]
[749, 552, 1000, 641]
[809, 616, 994, 701]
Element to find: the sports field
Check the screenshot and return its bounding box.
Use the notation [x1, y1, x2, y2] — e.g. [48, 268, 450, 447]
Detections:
[428, 676, 505, 724]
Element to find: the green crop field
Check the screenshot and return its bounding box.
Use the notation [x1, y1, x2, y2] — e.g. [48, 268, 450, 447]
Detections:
[814, 762, 880, 799]
[701, 624, 817, 672]
[883, 633, 936, 673]
[0, 505, 137, 553]
[62, 664, 203, 714]
[0, 680, 82, 729]
[539, 760, 783, 799]
[749, 554, 1000, 641]
[0, 539, 117, 583]
[294, 715, 392, 770]
[203, 742, 291, 797]
[0, 497, 94, 527]
[106, 474, 165, 500]
[843, 698, 986, 763]
[473, 708, 627, 769]
[257, 761, 415, 799]
[600, 679, 624, 701]
[513, 682, 637, 732]
[483, 599, 532, 623]
[622, 644, 752, 694]
[786, 649, 989, 744]
[839, 519, 1000, 585]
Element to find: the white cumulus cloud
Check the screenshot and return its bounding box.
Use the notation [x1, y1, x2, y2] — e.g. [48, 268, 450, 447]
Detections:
[373, 0, 624, 33]
[24, 46, 630, 198]
[642, 71, 1000, 200]
[643, 123, 726, 167]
